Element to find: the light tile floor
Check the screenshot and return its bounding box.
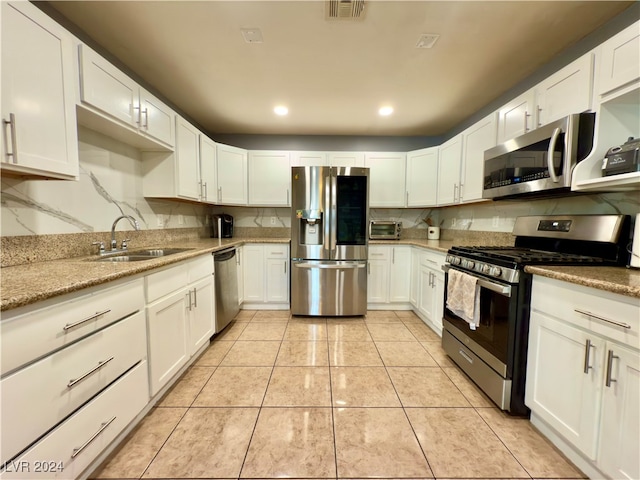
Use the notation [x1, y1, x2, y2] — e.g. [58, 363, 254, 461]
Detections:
[91, 310, 586, 480]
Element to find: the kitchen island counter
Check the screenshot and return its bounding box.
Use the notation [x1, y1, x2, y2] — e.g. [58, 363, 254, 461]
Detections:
[1, 237, 288, 312]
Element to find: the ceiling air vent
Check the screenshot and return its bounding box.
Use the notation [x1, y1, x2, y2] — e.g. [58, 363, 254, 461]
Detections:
[326, 0, 366, 20]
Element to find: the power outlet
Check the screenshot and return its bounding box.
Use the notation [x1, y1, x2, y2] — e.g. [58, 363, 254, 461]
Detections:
[451, 217, 457, 227]
[270, 217, 276, 225]
[157, 215, 164, 227]
[492, 216, 500, 227]
[178, 214, 184, 225]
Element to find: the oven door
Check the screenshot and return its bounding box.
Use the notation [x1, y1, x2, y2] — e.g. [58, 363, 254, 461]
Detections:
[442, 265, 519, 377]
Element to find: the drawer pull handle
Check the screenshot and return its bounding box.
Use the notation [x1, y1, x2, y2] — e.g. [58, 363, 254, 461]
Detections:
[574, 309, 631, 330]
[67, 356, 114, 388]
[459, 349, 473, 364]
[71, 416, 116, 458]
[583, 339, 594, 374]
[605, 349, 619, 388]
[63, 309, 112, 331]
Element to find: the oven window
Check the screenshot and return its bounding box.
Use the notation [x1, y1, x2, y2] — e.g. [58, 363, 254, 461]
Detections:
[446, 286, 512, 365]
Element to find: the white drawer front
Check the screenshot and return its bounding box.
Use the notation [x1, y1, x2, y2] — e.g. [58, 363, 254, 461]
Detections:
[0, 361, 148, 480]
[419, 250, 444, 268]
[187, 254, 213, 283]
[265, 244, 288, 259]
[1, 312, 146, 464]
[145, 262, 189, 303]
[1, 279, 144, 376]
[368, 246, 389, 261]
[532, 276, 640, 349]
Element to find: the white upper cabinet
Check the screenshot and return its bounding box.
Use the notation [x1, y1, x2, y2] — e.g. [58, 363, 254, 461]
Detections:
[364, 152, 407, 207]
[175, 117, 201, 201]
[460, 113, 496, 203]
[290, 151, 328, 167]
[406, 147, 438, 207]
[598, 20, 640, 97]
[437, 135, 462, 206]
[497, 89, 536, 143]
[199, 136, 218, 204]
[140, 87, 176, 147]
[248, 150, 291, 206]
[536, 52, 594, 127]
[216, 143, 248, 205]
[78, 44, 175, 150]
[329, 152, 365, 167]
[1, 2, 79, 180]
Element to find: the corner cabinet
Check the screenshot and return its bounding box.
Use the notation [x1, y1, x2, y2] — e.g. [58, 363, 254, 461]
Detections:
[1, 1, 79, 180]
[364, 152, 407, 207]
[526, 275, 640, 480]
[460, 113, 496, 203]
[216, 143, 248, 205]
[248, 151, 291, 206]
[406, 147, 438, 207]
[437, 135, 463, 206]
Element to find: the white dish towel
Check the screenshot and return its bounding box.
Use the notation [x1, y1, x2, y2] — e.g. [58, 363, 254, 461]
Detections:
[446, 269, 480, 330]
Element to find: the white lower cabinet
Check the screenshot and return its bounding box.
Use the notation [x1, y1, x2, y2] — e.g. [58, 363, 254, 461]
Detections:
[367, 245, 411, 306]
[145, 255, 214, 396]
[413, 249, 445, 334]
[526, 275, 640, 480]
[241, 244, 289, 308]
[236, 246, 244, 305]
[0, 277, 147, 479]
[0, 362, 148, 480]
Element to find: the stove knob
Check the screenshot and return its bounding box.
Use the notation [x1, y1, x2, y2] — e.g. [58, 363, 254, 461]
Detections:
[450, 256, 461, 266]
[465, 260, 475, 269]
[481, 264, 491, 274]
[490, 266, 502, 277]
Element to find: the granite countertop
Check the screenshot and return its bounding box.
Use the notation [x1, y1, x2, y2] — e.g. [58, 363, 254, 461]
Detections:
[0, 237, 287, 312]
[525, 265, 640, 299]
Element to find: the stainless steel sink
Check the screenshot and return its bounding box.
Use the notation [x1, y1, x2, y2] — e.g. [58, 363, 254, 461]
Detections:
[91, 248, 194, 262]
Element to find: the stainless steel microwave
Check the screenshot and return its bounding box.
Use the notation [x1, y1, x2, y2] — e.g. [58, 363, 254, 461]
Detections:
[483, 112, 595, 200]
[369, 220, 402, 240]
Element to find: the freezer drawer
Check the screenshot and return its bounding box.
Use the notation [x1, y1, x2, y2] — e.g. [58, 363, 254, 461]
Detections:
[291, 260, 367, 316]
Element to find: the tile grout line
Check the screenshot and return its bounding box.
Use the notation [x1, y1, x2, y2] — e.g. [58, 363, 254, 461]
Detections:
[326, 316, 340, 480]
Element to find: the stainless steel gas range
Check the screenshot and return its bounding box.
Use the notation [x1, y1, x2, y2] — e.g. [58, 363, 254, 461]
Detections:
[442, 214, 631, 416]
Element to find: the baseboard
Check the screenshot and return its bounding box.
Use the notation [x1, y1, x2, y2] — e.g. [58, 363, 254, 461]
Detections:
[240, 303, 290, 310]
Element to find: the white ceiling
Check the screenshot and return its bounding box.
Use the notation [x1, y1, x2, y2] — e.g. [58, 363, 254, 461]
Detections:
[47, 1, 634, 137]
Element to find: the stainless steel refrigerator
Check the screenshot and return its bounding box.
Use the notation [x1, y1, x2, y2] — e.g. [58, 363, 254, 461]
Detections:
[290, 166, 369, 316]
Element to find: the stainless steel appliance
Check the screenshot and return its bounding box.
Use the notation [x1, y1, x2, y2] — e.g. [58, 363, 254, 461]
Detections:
[442, 214, 630, 415]
[210, 213, 233, 238]
[291, 166, 369, 316]
[213, 247, 239, 333]
[483, 113, 595, 199]
[369, 220, 402, 240]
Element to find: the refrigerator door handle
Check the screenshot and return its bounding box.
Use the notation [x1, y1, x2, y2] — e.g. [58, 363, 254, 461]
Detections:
[294, 261, 366, 269]
[330, 171, 338, 257]
[323, 173, 332, 253]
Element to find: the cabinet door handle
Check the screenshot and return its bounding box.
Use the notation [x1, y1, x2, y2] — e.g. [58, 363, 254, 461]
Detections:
[187, 290, 193, 311]
[453, 184, 458, 202]
[3, 113, 18, 163]
[218, 186, 222, 202]
[203, 182, 208, 201]
[63, 309, 112, 331]
[524, 110, 531, 132]
[133, 105, 141, 125]
[406, 191, 409, 206]
[67, 356, 115, 388]
[142, 108, 149, 129]
[537, 106, 543, 127]
[605, 349, 619, 387]
[583, 339, 594, 374]
[193, 287, 198, 308]
[574, 309, 631, 330]
[284, 261, 287, 274]
[71, 416, 116, 458]
[392, 249, 395, 264]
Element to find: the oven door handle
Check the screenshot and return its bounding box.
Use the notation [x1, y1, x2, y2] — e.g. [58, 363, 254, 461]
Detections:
[443, 265, 512, 297]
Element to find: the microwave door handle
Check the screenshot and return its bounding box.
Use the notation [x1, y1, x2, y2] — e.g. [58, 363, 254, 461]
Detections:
[547, 127, 562, 183]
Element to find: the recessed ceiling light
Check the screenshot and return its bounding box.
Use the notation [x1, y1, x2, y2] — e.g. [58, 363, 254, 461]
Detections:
[378, 106, 394, 116]
[274, 106, 289, 116]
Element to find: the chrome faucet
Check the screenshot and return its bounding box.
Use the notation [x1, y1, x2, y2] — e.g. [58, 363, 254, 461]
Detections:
[110, 215, 140, 251]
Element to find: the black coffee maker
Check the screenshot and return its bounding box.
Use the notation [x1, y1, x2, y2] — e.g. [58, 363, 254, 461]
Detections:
[210, 214, 233, 238]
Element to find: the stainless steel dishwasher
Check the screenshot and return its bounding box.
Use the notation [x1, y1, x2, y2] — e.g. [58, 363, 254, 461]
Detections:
[213, 247, 239, 333]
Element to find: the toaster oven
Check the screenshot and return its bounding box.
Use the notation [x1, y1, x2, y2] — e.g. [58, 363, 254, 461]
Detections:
[369, 221, 402, 240]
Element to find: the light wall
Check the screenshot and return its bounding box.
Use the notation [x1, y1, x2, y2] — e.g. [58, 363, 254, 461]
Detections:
[1, 127, 208, 237]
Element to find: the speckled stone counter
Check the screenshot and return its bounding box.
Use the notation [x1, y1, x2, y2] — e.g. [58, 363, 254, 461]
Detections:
[526, 265, 640, 299]
[1, 237, 288, 312]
